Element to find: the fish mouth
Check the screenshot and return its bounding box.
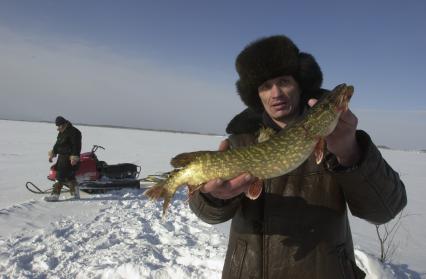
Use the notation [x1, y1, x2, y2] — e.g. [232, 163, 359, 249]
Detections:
[334, 84, 354, 112]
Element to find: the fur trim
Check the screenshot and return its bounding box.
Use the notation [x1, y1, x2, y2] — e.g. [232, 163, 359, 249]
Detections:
[296, 52, 323, 104]
[235, 35, 323, 111]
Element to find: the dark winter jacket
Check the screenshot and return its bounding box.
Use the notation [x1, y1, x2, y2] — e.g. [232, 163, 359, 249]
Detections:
[189, 109, 407, 279]
[53, 123, 82, 157]
[52, 123, 82, 182]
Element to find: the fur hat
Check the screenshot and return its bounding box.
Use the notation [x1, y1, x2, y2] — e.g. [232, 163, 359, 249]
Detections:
[235, 35, 323, 111]
[55, 116, 68, 126]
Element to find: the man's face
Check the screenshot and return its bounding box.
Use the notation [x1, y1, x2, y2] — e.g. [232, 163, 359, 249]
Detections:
[258, 75, 301, 127]
[56, 124, 66, 132]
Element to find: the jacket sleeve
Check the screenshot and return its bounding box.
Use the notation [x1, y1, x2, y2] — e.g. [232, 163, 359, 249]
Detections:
[70, 128, 82, 156]
[52, 135, 60, 155]
[327, 130, 407, 224]
[189, 191, 242, 224]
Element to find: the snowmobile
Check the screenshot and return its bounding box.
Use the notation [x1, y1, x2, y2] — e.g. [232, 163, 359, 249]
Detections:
[26, 145, 143, 196]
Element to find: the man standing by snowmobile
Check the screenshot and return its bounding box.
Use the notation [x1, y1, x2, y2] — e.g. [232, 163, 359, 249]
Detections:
[45, 116, 82, 201]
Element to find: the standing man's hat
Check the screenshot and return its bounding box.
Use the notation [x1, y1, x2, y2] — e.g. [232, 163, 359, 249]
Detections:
[55, 116, 68, 126]
[235, 35, 323, 111]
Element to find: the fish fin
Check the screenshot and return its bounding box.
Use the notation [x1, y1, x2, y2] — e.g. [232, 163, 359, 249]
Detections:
[314, 137, 326, 164]
[140, 171, 171, 183]
[144, 181, 175, 217]
[144, 170, 183, 216]
[162, 194, 172, 216]
[187, 184, 200, 196]
[245, 178, 263, 200]
[184, 184, 201, 202]
[171, 151, 214, 168]
[144, 181, 167, 200]
[257, 126, 276, 143]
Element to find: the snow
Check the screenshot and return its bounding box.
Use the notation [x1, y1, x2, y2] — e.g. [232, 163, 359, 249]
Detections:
[0, 119, 424, 278]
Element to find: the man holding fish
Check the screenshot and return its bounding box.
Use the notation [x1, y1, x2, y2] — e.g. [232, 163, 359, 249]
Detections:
[189, 35, 407, 279]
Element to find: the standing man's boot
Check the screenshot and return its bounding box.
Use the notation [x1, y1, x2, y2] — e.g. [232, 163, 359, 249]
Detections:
[68, 180, 80, 199]
[44, 182, 62, 201]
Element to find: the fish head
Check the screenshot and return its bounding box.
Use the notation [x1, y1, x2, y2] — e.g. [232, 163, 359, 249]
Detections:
[323, 83, 354, 113]
[304, 83, 354, 137]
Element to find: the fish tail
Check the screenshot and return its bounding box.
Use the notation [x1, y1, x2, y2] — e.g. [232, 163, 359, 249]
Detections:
[144, 181, 167, 200]
[144, 178, 176, 216]
[162, 194, 172, 216]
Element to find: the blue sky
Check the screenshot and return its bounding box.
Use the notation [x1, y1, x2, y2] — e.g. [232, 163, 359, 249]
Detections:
[0, 1, 425, 149]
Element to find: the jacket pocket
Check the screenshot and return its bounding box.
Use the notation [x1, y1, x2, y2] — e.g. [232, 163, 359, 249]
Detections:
[229, 239, 247, 279]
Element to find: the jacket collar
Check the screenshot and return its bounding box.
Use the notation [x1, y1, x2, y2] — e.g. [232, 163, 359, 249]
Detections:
[262, 112, 282, 132]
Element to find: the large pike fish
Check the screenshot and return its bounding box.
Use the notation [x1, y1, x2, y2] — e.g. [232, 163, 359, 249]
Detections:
[145, 83, 354, 215]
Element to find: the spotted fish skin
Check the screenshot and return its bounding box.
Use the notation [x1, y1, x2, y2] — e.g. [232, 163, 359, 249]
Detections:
[145, 84, 354, 215]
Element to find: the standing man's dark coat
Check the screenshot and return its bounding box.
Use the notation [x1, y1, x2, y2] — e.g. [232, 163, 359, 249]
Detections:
[52, 122, 82, 182]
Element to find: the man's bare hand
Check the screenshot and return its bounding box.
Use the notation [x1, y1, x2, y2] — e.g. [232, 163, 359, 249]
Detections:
[308, 99, 361, 166]
[70, 156, 79, 166]
[48, 150, 55, 163]
[199, 139, 256, 199]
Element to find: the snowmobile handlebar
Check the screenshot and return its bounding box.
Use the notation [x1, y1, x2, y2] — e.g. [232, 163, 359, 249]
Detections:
[91, 145, 105, 154]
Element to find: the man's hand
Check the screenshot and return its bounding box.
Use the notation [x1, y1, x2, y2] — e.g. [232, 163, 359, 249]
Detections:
[308, 99, 361, 166]
[199, 139, 256, 200]
[48, 150, 56, 163]
[70, 156, 79, 166]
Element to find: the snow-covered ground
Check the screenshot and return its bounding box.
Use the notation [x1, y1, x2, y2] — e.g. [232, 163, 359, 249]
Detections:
[0, 120, 424, 278]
